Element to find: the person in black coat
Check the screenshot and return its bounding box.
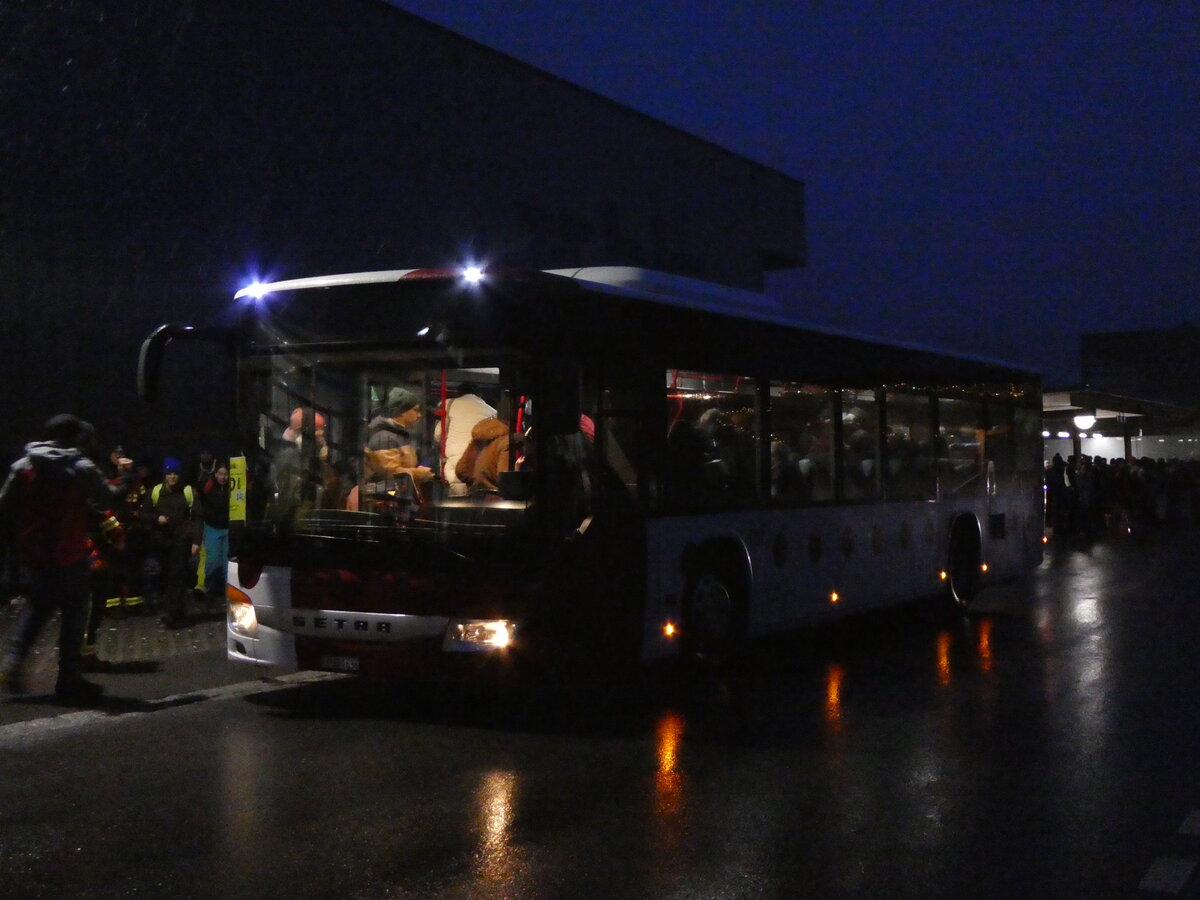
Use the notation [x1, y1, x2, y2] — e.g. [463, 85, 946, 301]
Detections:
[144, 457, 200, 629]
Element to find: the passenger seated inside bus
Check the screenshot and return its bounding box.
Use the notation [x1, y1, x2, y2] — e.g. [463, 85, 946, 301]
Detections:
[842, 407, 879, 499]
[884, 426, 932, 499]
[455, 417, 512, 493]
[797, 413, 835, 501]
[348, 386, 435, 511]
[274, 407, 342, 510]
[435, 382, 497, 497]
[766, 398, 834, 503]
[771, 436, 808, 500]
[282, 407, 328, 459]
[666, 402, 756, 503]
[365, 387, 434, 486]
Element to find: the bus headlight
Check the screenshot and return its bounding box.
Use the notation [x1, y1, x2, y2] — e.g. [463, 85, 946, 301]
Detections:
[227, 586, 259, 636]
[443, 619, 514, 652]
[230, 602, 258, 636]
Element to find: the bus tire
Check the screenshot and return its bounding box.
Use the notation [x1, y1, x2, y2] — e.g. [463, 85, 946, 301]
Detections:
[682, 562, 745, 669]
[946, 516, 982, 608]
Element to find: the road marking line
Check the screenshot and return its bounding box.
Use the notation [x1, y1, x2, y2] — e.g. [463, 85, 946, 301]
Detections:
[0, 671, 350, 748]
[1139, 857, 1196, 894]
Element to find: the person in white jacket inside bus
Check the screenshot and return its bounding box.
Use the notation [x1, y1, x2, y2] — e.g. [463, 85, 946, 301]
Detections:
[437, 383, 496, 496]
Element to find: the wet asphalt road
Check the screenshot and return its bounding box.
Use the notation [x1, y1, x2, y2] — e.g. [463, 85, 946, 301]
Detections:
[3, 528, 1200, 898]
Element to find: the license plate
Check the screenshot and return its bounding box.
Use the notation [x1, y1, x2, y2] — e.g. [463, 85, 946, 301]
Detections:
[319, 655, 360, 673]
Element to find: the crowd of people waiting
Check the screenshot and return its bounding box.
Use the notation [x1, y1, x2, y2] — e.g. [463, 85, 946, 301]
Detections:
[1, 413, 231, 704]
[1045, 452, 1200, 539]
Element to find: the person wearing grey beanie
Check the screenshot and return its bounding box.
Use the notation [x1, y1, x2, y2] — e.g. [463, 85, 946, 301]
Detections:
[385, 387, 421, 417]
[364, 386, 433, 496]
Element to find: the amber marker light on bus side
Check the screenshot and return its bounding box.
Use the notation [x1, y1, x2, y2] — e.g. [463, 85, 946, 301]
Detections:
[829, 592, 839, 604]
[981, 563, 989, 573]
[663, 621, 677, 638]
[939, 570, 948, 581]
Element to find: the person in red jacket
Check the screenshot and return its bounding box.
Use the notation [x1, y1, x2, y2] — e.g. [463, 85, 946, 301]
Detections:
[0, 414, 129, 704]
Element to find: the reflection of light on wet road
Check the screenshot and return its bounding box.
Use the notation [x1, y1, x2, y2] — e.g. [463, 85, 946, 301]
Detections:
[1072, 595, 1100, 626]
[1035, 602, 1055, 644]
[1038, 556, 1114, 810]
[650, 710, 688, 890]
[907, 749, 949, 841]
[936, 631, 952, 686]
[977, 618, 993, 673]
[655, 711, 685, 817]
[217, 728, 267, 892]
[474, 770, 520, 884]
[218, 730, 261, 836]
[824, 663, 844, 734]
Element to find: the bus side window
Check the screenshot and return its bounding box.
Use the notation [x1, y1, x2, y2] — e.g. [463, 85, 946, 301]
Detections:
[769, 382, 834, 504]
[884, 391, 936, 501]
[984, 400, 1018, 490]
[841, 389, 881, 501]
[664, 370, 758, 508]
[938, 398, 986, 497]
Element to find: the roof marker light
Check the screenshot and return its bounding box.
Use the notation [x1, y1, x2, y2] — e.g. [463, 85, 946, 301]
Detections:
[417, 326, 430, 337]
[243, 282, 269, 300]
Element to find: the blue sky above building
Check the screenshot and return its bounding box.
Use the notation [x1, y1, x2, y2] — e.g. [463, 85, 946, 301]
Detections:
[395, 1, 1200, 385]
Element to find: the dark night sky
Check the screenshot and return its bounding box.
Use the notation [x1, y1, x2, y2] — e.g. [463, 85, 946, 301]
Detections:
[396, 1, 1200, 386]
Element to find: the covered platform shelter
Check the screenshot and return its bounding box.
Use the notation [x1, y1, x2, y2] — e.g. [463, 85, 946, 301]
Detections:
[1042, 387, 1200, 464]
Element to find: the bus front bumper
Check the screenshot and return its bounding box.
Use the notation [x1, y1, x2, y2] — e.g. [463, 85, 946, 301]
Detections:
[226, 601, 519, 673]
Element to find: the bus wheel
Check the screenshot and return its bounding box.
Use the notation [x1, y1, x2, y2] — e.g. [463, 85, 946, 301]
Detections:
[947, 518, 982, 608]
[683, 568, 740, 667]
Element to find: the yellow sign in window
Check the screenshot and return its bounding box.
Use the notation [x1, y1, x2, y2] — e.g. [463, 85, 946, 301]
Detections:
[229, 456, 248, 523]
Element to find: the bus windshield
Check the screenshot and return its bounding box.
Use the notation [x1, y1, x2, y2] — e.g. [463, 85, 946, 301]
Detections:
[240, 351, 593, 571]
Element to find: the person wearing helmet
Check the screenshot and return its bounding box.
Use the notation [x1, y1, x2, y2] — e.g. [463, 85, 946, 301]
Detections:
[0, 414, 130, 704]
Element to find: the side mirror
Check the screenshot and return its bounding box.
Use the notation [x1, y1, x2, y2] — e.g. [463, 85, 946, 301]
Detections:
[138, 324, 235, 404]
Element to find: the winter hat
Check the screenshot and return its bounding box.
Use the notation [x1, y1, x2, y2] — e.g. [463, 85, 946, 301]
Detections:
[163, 456, 182, 475]
[288, 408, 327, 431]
[386, 387, 420, 416]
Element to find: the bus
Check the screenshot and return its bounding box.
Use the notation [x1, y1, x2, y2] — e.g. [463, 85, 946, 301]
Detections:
[139, 266, 1043, 681]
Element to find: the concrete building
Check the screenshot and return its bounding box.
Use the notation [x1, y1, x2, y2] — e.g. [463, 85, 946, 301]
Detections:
[1, 1, 804, 459]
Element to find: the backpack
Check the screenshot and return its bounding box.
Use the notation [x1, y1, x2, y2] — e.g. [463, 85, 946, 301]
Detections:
[151, 483, 194, 509]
